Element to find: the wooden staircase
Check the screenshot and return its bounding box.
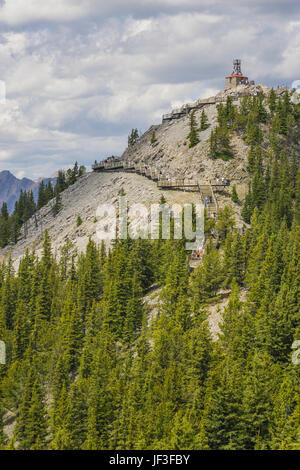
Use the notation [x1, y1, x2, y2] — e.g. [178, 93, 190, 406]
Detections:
[92, 158, 224, 267]
[198, 183, 218, 217]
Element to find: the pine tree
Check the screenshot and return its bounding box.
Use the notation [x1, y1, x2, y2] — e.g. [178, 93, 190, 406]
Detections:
[13, 300, 30, 360]
[0, 399, 5, 448]
[128, 129, 139, 147]
[200, 357, 245, 449]
[15, 365, 48, 449]
[76, 215, 83, 227]
[54, 170, 67, 195]
[187, 111, 199, 148]
[123, 272, 144, 342]
[150, 131, 157, 144]
[52, 193, 62, 216]
[0, 202, 10, 248]
[44, 181, 54, 203]
[25, 379, 48, 449]
[295, 168, 300, 224]
[268, 88, 277, 115]
[241, 352, 278, 449]
[270, 372, 300, 449]
[215, 206, 235, 239]
[37, 181, 47, 210]
[231, 185, 239, 203]
[200, 109, 209, 131]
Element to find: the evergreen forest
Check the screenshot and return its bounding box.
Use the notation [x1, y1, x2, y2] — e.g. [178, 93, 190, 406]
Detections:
[0, 90, 299, 450]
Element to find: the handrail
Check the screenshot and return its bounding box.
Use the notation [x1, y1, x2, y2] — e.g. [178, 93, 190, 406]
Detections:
[209, 179, 219, 215]
[93, 161, 221, 219]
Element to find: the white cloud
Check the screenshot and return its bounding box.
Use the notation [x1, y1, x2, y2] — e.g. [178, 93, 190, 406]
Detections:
[272, 22, 300, 81]
[0, 1, 221, 26]
[0, 0, 89, 25]
[0, 149, 13, 161]
[0, 2, 299, 177]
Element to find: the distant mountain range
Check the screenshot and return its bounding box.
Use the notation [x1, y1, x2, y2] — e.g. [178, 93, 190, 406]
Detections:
[0, 170, 56, 213]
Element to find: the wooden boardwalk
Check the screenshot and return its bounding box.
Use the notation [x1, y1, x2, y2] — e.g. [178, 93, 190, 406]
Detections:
[92, 158, 229, 265]
[92, 159, 228, 219]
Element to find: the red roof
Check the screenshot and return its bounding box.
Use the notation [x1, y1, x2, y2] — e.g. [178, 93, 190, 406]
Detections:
[226, 74, 248, 79]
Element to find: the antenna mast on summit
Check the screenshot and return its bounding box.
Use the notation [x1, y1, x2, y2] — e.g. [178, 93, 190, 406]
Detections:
[232, 59, 242, 76]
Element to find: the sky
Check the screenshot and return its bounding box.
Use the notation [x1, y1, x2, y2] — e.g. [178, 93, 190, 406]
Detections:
[0, 0, 300, 179]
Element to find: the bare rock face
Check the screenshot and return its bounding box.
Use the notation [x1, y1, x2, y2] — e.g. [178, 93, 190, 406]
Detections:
[0, 171, 204, 266]
[121, 83, 285, 184]
[120, 84, 287, 205]
[121, 85, 274, 183]
[1, 83, 283, 264]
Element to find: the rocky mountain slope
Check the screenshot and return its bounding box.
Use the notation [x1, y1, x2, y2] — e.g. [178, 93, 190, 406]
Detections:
[0, 82, 284, 265]
[0, 171, 204, 266]
[121, 83, 277, 194]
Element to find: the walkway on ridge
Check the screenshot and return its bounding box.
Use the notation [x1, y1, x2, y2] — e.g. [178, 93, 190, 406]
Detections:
[91, 159, 229, 218]
[92, 158, 231, 267]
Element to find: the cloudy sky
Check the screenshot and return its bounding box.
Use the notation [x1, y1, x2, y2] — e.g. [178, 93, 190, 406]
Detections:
[0, 0, 299, 179]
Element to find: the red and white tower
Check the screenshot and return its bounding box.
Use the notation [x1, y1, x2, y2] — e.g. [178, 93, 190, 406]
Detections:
[225, 59, 249, 89]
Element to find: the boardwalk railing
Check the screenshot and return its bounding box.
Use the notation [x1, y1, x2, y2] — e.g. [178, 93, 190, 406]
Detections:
[157, 178, 193, 189]
[92, 159, 227, 262]
[161, 89, 266, 124]
[92, 160, 228, 217]
[209, 180, 219, 214]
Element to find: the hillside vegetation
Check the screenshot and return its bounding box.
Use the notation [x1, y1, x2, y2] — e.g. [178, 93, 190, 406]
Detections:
[0, 87, 299, 450]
